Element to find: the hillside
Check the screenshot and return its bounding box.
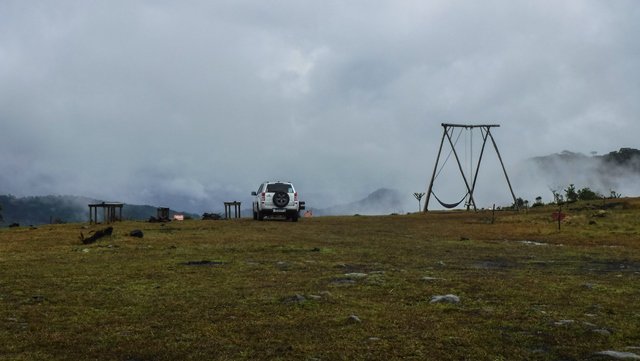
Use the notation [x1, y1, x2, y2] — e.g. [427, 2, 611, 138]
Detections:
[1, 199, 639, 359]
[0, 195, 198, 226]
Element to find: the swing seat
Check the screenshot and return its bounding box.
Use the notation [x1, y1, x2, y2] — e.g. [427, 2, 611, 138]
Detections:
[431, 191, 468, 209]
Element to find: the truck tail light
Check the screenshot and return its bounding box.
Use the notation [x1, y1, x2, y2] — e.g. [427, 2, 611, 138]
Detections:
[261, 192, 265, 201]
[294, 192, 298, 201]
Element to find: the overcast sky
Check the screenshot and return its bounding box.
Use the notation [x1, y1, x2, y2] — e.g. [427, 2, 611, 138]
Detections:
[1, 1, 639, 212]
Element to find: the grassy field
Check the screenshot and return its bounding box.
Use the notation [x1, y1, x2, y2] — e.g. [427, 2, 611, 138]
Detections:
[1, 199, 640, 360]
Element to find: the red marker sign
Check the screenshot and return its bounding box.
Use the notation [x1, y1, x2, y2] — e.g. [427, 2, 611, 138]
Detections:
[552, 212, 566, 221]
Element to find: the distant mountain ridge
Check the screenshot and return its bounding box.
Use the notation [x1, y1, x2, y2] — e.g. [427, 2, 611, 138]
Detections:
[313, 188, 408, 216]
[0, 195, 198, 226]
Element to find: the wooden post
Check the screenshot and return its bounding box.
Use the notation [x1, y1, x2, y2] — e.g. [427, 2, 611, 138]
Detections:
[224, 202, 242, 219]
[487, 129, 518, 210]
[491, 204, 496, 224]
[424, 128, 448, 212]
[557, 205, 562, 232]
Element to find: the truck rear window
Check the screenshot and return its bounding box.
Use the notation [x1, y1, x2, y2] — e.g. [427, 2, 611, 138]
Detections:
[266, 183, 293, 193]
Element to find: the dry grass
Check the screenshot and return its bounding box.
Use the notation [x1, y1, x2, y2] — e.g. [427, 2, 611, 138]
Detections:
[1, 199, 640, 360]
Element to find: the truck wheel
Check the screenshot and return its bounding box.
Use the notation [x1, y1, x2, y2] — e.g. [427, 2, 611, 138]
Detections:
[291, 213, 299, 222]
[272, 191, 290, 208]
[257, 210, 264, 221]
[253, 210, 258, 220]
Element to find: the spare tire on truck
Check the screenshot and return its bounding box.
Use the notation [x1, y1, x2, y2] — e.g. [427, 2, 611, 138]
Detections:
[272, 191, 290, 208]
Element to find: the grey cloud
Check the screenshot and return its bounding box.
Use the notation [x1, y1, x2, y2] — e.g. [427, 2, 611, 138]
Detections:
[1, 1, 639, 212]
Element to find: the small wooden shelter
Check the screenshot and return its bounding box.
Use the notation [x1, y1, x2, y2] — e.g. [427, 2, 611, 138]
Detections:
[157, 207, 170, 221]
[224, 201, 241, 219]
[88, 202, 123, 224]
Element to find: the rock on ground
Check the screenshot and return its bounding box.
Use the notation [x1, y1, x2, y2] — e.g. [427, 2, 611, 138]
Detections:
[430, 294, 460, 304]
[594, 351, 640, 360]
[129, 229, 144, 238]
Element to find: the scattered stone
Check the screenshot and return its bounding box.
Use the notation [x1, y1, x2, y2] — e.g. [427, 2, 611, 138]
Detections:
[554, 319, 574, 326]
[594, 351, 640, 360]
[474, 260, 514, 269]
[307, 294, 322, 300]
[348, 314, 362, 323]
[202, 212, 222, 220]
[319, 291, 333, 297]
[180, 260, 224, 266]
[81, 248, 90, 253]
[422, 276, 445, 281]
[282, 294, 306, 304]
[129, 229, 144, 238]
[593, 210, 608, 218]
[80, 226, 113, 245]
[520, 240, 548, 246]
[592, 329, 612, 336]
[368, 337, 381, 342]
[459, 236, 469, 241]
[437, 261, 446, 266]
[344, 273, 368, 278]
[589, 220, 597, 225]
[430, 294, 460, 304]
[330, 278, 356, 285]
[582, 283, 596, 289]
[148, 216, 170, 223]
[310, 247, 321, 252]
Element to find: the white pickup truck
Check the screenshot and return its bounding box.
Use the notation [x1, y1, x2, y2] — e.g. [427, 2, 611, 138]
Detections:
[251, 181, 305, 222]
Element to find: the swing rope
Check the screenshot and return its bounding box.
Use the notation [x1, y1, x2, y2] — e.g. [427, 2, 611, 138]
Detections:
[434, 128, 464, 180]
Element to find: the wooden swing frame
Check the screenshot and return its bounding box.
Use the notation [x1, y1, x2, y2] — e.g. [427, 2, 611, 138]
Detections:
[424, 123, 518, 212]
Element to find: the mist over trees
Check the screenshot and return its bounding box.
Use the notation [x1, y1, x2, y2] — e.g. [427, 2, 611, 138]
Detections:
[521, 148, 640, 203]
[0, 195, 197, 226]
[2, 148, 639, 224]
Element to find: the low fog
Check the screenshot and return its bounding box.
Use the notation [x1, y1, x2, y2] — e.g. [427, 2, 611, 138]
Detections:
[1, 1, 639, 214]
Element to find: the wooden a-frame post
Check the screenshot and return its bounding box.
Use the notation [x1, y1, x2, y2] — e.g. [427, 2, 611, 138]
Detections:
[423, 123, 518, 212]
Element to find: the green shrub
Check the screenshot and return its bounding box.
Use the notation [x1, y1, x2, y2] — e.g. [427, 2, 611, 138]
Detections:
[577, 187, 601, 201]
[565, 184, 578, 203]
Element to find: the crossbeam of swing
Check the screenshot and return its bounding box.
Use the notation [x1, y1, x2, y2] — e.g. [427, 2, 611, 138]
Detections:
[441, 123, 500, 128]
